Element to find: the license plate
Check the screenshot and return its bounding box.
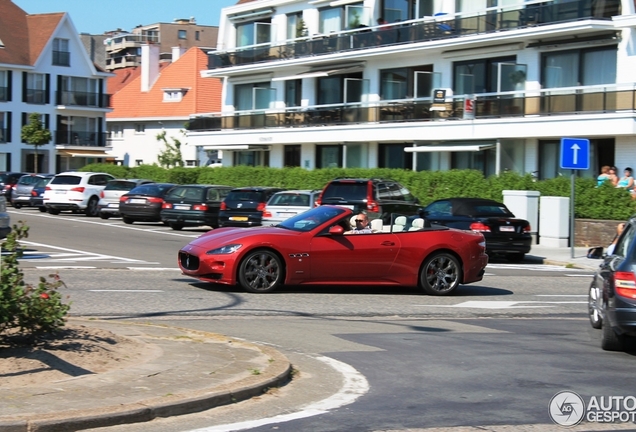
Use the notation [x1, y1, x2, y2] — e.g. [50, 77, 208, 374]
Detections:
[129, 199, 145, 204]
[55, 190, 66, 194]
[175, 204, 191, 210]
[229, 216, 248, 221]
[499, 226, 515, 232]
[108, 203, 119, 208]
[279, 212, 296, 217]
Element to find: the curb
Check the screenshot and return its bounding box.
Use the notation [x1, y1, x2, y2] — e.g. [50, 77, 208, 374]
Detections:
[0, 324, 292, 432]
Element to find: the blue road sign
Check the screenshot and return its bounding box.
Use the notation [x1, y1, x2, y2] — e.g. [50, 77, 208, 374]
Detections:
[560, 138, 590, 170]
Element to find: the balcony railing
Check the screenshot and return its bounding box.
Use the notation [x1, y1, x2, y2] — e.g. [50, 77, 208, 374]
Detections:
[0, 86, 7, 102]
[208, 0, 616, 70]
[55, 131, 107, 147]
[52, 50, 70, 66]
[105, 34, 160, 52]
[56, 91, 111, 108]
[188, 85, 636, 132]
[106, 55, 140, 70]
[24, 89, 46, 104]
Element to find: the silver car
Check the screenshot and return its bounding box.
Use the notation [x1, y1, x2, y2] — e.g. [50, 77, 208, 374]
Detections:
[98, 179, 155, 219]
[261, 189, 321, 226]
[11, 174, 54, 209]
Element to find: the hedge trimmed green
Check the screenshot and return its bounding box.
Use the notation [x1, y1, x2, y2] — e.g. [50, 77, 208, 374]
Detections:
[80, 164, 636, 220]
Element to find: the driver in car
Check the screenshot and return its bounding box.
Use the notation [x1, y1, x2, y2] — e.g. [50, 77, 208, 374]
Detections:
[346, 213, 373, 234]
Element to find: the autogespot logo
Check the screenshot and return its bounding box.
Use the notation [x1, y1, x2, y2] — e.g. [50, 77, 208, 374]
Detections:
[549, 391, 585, 427]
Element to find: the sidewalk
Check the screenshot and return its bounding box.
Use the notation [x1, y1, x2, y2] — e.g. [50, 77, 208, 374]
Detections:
[0, 320, 291, 432]
[525, 244, 601, 271]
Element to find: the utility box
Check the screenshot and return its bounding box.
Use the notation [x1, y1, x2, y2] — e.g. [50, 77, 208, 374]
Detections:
[539, 196, 570, 247]
[503, 190, 540, 244]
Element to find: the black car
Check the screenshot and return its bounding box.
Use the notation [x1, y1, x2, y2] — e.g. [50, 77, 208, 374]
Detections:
[218, 186, 285, 228]
[588, 216, 636, 351]
[30, 175, 54, 212]
[160, 184, 232, 230]
[315, 178, 423, 224]
[423, 198, 531, 262]
[118, 183, 176, 224]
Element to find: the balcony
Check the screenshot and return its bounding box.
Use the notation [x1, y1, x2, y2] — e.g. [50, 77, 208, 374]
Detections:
[106, 55, 140, 70]
[105, 34, 159, 53]
[55, 131, 108, 147]
[24, 89, 46, 104]
[208, 0, 617, 70]
[188, 85, 636, 132]
[0, 86, 7, 102]
[52, 50, 70, 66]
[56, 91, 111, 108]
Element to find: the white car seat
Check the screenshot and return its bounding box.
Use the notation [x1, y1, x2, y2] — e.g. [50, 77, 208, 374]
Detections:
[409, 218, 425, 231]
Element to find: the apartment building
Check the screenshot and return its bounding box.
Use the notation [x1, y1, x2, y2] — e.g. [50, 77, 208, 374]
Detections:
[187, 0, 632, 179]
[0, 0, 112, 173]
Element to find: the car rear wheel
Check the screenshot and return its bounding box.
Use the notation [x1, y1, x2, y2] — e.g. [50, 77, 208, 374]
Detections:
[38, 206, 47, 213]
[169, 223, 184, 231]
[99, 212, 110, 219]
[122, 216, 134, 225]
[506, 253, 525, 263]
[85, 197, 99, 217]
[238, 250, 283, 293]
[12, 203, 21, 209]
[47, 208, 60, 215]
[588, 284, 602, 329]
[420, 252, 461, 296]
[601, 319, 625, 351]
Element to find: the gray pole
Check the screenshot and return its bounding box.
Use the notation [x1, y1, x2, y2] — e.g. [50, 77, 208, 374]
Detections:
[571, 170, 575, 259]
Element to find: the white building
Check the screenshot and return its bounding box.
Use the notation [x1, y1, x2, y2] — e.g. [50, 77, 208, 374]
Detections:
[187, 0, 634, 179]
[0, 0, 113, 173]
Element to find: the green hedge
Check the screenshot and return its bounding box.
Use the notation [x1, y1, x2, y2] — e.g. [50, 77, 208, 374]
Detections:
[80, 164, 636, 220]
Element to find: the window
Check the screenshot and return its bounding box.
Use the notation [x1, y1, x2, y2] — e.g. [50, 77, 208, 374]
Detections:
[284, 80, 301, 107]
[0, 70, 10, 102]
[233, 150, 269, 167]
[185, 160, 198, 167]
[345, 143, 368, 168]
[319, 7, 342, 33]
[135, 123, 145, 134]
[108, 124, 122, 139]
[163, 90, 183, 102]
[0, 112, 10, 143]
[316, 72, 363, 105]
[236, 20, 272, 47]
[287, 12, 304, 39]
[284, 145, 301, 167]
[538, 139, 612, 180]
[380, 66, 435, 100]
[542, 46, 617, 88]
[195, 31, 200, 41]
[178, 30, 187, 40]
[453, 56, 515, 94]
[381, 0, 433, 23]
[56, 115, 97, 145]
[316, 145, 343, 168]
[234, 82, 274, 110]
[52, 38, 70, 66]
[452, 148, 496, 177]
[378, 143, 412, 169]
[23, 72, 48, 104]
[58, 76, 99, 106]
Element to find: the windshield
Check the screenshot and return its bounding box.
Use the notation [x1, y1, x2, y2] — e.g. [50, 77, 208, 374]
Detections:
[50, 175, 81, 185]
[278, 206, 346, 232]
[321, 183, 368, 201]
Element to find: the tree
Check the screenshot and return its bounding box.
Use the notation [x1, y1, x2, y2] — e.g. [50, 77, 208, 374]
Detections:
[156, 130, 184, 169]
[21, 113, 51, 174]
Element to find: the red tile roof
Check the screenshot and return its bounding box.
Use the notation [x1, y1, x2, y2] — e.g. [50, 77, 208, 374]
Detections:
[0, 0, 63, 66]
[107, 47, 222, 119]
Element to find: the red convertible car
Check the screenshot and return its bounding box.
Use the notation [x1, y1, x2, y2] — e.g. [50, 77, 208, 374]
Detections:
[178, 206, 488, 295]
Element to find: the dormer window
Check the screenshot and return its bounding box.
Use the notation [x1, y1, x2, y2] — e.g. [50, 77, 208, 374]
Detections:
[163, 88, 188, 102]
[53, 38, 70, 66]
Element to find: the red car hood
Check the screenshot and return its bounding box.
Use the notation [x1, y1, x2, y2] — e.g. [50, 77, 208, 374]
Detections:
[186, 226, 300, 248]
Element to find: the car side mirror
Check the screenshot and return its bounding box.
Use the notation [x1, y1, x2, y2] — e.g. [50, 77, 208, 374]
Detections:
[329, 225, 344, 236]
[587, 246, 604, 259]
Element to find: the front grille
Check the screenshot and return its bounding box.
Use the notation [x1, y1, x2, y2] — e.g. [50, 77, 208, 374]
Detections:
[179, 252, 199, 270]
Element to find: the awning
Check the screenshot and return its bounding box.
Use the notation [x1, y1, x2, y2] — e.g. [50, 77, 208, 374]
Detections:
[57, 150, 111, 157]
[202, 145, 271, 151]
[272, 64, 365, 82]
[404, 143, 496, 153]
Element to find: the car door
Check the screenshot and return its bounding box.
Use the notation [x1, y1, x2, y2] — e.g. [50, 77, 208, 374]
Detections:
[309, 228, 400, 281]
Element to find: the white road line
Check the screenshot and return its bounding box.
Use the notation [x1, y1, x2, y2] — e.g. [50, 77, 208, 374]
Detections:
[89, 289, 164, 292]
[422, 300, 587, 309]
[566, 274, 594, 277]
[127, 267, 181, 271]
[535, 294, 587, 297]
[36, 266, 97, 269]
[20, 240, 150, 263]
[193, 355, 369, 432]
[486, 264, 588, 271]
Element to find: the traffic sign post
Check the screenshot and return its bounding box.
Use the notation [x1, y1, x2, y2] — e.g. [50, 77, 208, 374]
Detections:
[560, 138, 590, 258]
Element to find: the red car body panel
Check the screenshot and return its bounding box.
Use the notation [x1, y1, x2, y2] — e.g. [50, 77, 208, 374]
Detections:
[178, 206, 488, 292]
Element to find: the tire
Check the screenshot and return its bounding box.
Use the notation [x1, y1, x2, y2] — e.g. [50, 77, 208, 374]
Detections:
[169, 223, 184, 231]
[506, 253, 525, 263]
[99, 212, 110, 220]
[85, 197, 99, 217]
[47, 208, 60, 215]
[238, 249, 283, 293]
[420, 252, 461, 296]
[12, 203, 22, 209]
[601, 318, 625, 351]
[122, 216, 134, 225]
[38, 206, 47, 213]
[588, 284, 602, 329]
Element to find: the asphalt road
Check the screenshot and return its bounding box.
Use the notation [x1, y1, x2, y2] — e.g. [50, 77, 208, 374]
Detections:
[8, 207, 635, 432]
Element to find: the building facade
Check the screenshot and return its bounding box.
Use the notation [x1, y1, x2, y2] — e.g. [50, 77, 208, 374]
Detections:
[187, 0, 633, 179]
[0, 0, 112, 173]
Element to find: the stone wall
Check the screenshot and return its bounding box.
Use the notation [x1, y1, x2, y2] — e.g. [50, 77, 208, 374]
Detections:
[572, 219, 621, 247]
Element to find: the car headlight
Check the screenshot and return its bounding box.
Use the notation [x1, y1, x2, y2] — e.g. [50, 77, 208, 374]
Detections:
[206, 244, 242, 255]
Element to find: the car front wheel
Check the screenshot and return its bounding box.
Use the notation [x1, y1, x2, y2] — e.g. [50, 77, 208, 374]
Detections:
[85, 197, 99, 217]
[99, 212, 110, 219]
[38, 206, 47, 212]
[238, 250, 283, 293]
[420, 252, 461, 296]
[122, 216, 134, 225]
[588, 284, 602, 329]
[12, 203, 22, 209]
[47, 208, 60, 215]
[169, 223, 184, 231]
[601, 319, 625, 351]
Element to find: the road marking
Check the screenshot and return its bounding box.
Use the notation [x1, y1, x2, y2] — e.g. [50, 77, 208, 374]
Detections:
[89, 289, 164, 292]
[565, 274, 593, 277]
[423, 300, 587, 309]
[535, 294, 587, 297]
[127, 267, 181, 271]
[486, 264, 588, 271]
[19, 240, 153, 264]
[36, 266, 97, 269]
[194, 355, 369, 432]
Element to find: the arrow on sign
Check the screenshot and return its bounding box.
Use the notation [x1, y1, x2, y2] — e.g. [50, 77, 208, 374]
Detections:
[571, 143, 580, 165]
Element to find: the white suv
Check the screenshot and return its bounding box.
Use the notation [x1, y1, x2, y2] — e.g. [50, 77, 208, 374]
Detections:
[43, 172, 115, 217]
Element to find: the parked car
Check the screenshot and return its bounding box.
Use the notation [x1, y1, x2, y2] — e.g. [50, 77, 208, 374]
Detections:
[160, 184, 232, 230]
[315, 178, 424, 224]
[0, 195, 10, 239]
[10, 174, 54, 208]
[262, 189, 321, 226]
[588, 216, 636, 351]
[422, 197, 532, 262]
[0, 172, 29, 200]
[178, 205, 488, 294]
[97, 179, 155, 219]
[218, 186, 285, 228]
[42, 172, 115, 216]
[30, 175, 54, 212]
[119, 183, 176, 225]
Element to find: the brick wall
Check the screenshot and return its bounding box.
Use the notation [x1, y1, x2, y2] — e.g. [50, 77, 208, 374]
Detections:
[573, 219, 621, 247]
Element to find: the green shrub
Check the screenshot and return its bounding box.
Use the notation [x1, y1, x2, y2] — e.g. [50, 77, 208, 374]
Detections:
[0, 223, 70, 345]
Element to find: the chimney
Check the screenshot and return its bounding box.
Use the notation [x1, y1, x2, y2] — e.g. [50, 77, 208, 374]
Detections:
[172, 46, 186, 62]
[141, 44, 159, 92]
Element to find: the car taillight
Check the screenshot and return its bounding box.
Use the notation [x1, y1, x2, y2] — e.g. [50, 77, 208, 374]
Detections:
[220, 202, 227, 210]
[119, 195, 128, 203]
[366, 201, 379, 212]
[470, 222, 491, 232]
[314, 196, 322, 207]
[523, 224, 531, 233]
[192, 204, 208, 211]
[256, 202, 266, 212]
[147, 197, 163, 204]
[70, 187, 85, 193]
[31, 190, 38, 197]
[45, 186, 51, 191]
[100, 191, 105, 198]
[263, 209, 272, 218]
[615, 271, 636, 299]
[162, 202, 173, 209]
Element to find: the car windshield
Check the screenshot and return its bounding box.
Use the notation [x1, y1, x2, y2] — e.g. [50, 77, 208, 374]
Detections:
[166, 187, 204, 201]
[455, 202, 514, 217]
[278, 206, 346, 232]
[34, 177, 52, 188]
[129, 184, 174, 196]
[227, 190, 263, 201]
[18, 176, 41, 185]
[105, 180, 139, 191]
[269, 193, 310, 206]
[321, 183, 367, 201]
[50, 175, 81, 185]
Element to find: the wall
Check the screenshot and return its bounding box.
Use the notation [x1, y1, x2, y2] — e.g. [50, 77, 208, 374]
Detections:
[574, 219, 622, 247]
